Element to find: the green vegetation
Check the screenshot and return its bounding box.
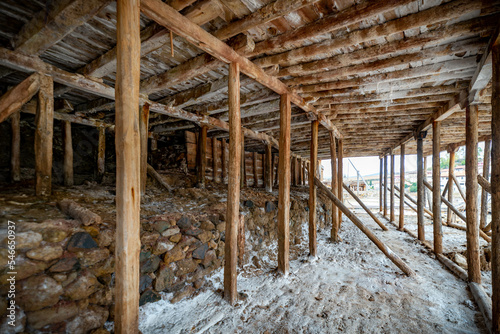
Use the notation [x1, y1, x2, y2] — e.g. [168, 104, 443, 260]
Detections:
[409, 182, 417, 193]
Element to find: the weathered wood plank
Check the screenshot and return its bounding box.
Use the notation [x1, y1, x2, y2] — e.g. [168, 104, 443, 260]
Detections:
[35, 75, 53, 197]
[309, 120, 318, 257]
[433, 121, 443, 254]
[0, 73, 40, 123]
[399, 145, 405, 230]
[63, 121, 73, 187]
[10, 112, 21, 182]
[330, 132, 338, 241]
[139, 104, 149, 193]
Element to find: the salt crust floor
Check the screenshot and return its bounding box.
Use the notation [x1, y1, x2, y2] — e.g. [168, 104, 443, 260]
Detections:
[139, 212, 488, 334]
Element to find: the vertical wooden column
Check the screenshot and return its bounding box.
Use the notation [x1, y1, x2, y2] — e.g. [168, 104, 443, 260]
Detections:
[379, 157, 383, 212]
[424, 156, 432, 212]
[278, 93, 291, 274]
[329, 132, 338, 241]
[292, 156, 297, 186]
[265, 142, 272, 192]
[213, 138, 219, 183]
[433, 121, 443, 254]
[139, 104, 149, 193]
[240, 137, 246, 187]
[34, 75, 53, 196]
[97, 127, 106, 183]
[197, 125, 207, 187]
[447, 146, 456, 224]
[63, 121, 73, 187]
[274, 153, 279, 186]
[10, 111, 21, 182]
[224, 62, 241, 305]
[383, 154, 388, 217]
[466, 104, 481, 283]
[490, 41, 499, 334]
[390, 152, 395, 222]
[417, 132, 425, 241]
[399, 144, 405, 230]
[252, 152, 258, 187]
[297, 158, 302, 185]
[115, 0, 141, 331]
[337, 139, 344, 226]
[309, 120, 318, 257]
[301, 159, 305, 185]
[480, 140, 491, 229]
[221, 139, 227, 184]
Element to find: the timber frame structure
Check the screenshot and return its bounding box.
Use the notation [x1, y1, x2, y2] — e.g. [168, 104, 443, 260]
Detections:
[0, 0, 499, 332]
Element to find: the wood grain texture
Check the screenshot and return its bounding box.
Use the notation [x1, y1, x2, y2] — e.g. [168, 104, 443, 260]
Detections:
[139, 104, 150, 193]
[330, 132, 338, 241]
[309, 120, 318, 257]
[399, 145, 405, 230]
[433, 121, 443, 254]
[63, 121, 73, 187]
[35, 75, 53, 197]
[417, 134, 425, 241]
[0, 73, 40, 123]
[10, 112, 20, 182]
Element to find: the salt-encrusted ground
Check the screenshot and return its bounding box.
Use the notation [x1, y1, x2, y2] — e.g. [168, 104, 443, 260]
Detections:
[139, 206, 489, 334]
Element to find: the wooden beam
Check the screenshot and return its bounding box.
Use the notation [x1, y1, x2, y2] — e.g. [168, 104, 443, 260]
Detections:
[337, 139, 343, 226]
[315, 178, 415, 277]
[252, 151, 258, 187]
[447, 146, 456, 224]
[379, 157, 383, 212]
[491, 39, 500, 334]
[417, 132, 425, 241]
[197, 125, 208, 187]
[265, 142, 272, 192]
[114, 0, 141, 332]
[343, 183, 388, 231]
[465, 104, 481, 283]
[213, 137, 219, 183]
[399, 145, 405, 230]
[0, 73, 40, 123]
[139, 0, 342, 138]
[221, 138, 227, 184]
[478, 174, 492, 195]
[480, 140, 491, 229]
[10, 112, 21, 182]
[383, 155, 388, 217]
[390, 152, 395, 223]
[330, 132, 338, 241]
[278, 93, 291, 274]
[225, 62, 241, 304]
[63, 120, 73, 187]
[35, 75, 53, 196]
[139, 104, 149, 193]
[309, 120, 318, 257]
[433, 121, 443, 254]
[241, 135, 246, 188]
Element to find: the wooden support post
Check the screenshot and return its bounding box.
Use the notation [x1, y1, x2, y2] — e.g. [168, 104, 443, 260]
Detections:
[197, 125, 207, 187]
[383, 154, 388, 217]
[10, 112, 20, 182]
[240, 137, 246, 188]
[447, 146, 456, 224]
[253, 151, 258, 187]
[274, 153, 279, 186]
[379, 157, 383, 212]
[315, 178, 415, 277]
[424, 156, 432, 212]
[265, 142, 272, 192]
[480, 140, 491, 229]
[301, 159, 305, 185]
[417, 132, 425, 241]
[97, 127, 106, 183]
[213, 138, 219, 183]
[115, 0, 141, 331]
[309, 120, 318, 257]
[343, 183, 388, 231]
[34, 75, 53, 196]
[63, 121, 73, 187]
[330, 132, 338, 241]
[278, 93, 291, 274]
[390, 152, 395, 222]
[433, 121, 443, 254]
[237, 215, 245, 266]
[297, 158, 301, 186]
[290, 156, 295, 186]
[338, 139, 343, 226]
[224, 62, 241, 305]
[139, 104, 149, 193]
[399, 145, 405, 230]
[452, 174, 467, 202]
[466, 104, 481, 283]
[491, 40, 500, 334]
[221, 139, 227, 184]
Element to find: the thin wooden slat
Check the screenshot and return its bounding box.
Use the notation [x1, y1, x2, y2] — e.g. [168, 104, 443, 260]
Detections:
[114, 0, 141, 332]
[309, 120, 318, 257]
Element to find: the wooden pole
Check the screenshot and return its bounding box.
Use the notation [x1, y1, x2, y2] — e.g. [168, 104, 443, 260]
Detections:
[433, 121, 443, 254]
[97, 127, 106, 183]
[480, 140, 491, 229]
[278, 93, 291, 274]
[221, 138, 227, 184]
[224, 62, 241, 305]
[63, 120, 73, 187]
[115, 0, 141, 331]
[379, 157, 383, 212]
[10, 112, 21, 182]
[253, 151, 258, 187]
[197, 125, 207, 187]
[399, 145, 405, 230]
[315, 178, 415, 277]
[395, 185, 433, 218]
[273, 153, 278, 186]
[241, 137, 246, 188]
[34, 75, 53, 197]
[390, 151, 395, 222]
[265, 142, 272, 192]
[447, 146, 456, 224]
[417, 132, 425, 241]
[139, 104, 149, 193]
[329, 132, 338, 241]
[237, 215, 245, 266]
[213, 137, 219, 183]
[291, 156, 295, 186]
[465, 104, 481, 283]
[452, 173, 467, 203]
[343, 183, 388, 231]
[491, 40, 499, 334]
[338, 139, 344, 226]
[301, 158, 305, 185]
[309, 120, 318, 257]
[383, 154, 388, 217]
